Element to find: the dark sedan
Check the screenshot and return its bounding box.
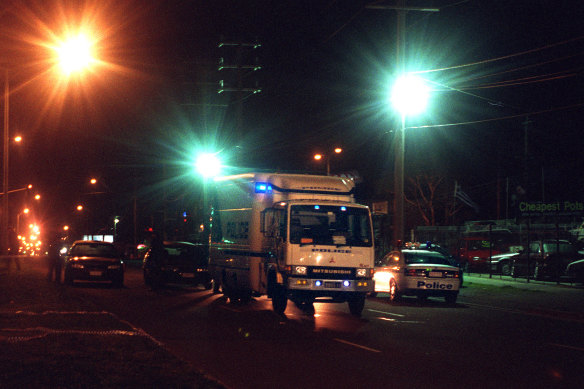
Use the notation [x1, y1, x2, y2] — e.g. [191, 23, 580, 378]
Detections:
[143, 241, 211, 290]
[63, 240, 124, 287]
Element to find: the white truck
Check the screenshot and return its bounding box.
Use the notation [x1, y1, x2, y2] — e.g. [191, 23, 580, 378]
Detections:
[208, 172, 375, 316]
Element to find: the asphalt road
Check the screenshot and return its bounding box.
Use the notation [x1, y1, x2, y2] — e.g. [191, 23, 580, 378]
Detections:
[3, 257, 584, 389]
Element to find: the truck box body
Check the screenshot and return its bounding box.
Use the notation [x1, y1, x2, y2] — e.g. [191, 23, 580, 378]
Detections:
[208, 173, 375, 315]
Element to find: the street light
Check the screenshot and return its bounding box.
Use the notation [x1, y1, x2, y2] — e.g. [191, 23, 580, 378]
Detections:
[55, 33, 96, 75]
[195, 152, 222, 240]
[195, 153, 222, 178]
[2, 31, 98, 254]
[390, 74, 429, 246]
[313, 147, 342, 176]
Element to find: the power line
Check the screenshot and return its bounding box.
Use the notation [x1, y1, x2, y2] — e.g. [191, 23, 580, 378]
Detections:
[413, 35, 584, 75]
[407, 102, 584, 129]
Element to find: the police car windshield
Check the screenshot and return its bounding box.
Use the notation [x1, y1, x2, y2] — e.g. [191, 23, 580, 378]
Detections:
[289, 205, 372, 247]
[404, 251, 450, 265]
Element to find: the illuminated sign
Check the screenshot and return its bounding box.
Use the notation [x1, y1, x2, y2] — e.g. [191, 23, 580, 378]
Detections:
[519, 201, 584, 216]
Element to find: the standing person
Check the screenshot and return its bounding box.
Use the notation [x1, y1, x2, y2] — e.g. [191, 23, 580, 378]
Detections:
[8, 227, 21, 271]
[47, 231, 62, 283]
[145, 231, 165, 290]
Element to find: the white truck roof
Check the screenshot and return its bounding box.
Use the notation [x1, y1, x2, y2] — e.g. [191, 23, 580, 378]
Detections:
[215, 172, 355, 194]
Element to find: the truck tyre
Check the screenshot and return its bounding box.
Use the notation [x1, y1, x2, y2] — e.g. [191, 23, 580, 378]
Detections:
[348, 295, 366, 316]
[445, 292, 458, 305]
[212, 278, 221, 293]
[271, 285, 287, 315]
[389, 279, 400, 302]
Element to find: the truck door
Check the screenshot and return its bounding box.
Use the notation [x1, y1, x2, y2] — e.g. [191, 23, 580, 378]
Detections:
[259, 207, 286, 293]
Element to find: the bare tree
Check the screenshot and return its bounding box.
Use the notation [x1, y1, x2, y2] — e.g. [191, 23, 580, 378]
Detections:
[404, 175, 464, 226]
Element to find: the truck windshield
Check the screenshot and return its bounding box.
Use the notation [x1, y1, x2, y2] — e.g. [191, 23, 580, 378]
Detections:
[289, 204, 372, 247]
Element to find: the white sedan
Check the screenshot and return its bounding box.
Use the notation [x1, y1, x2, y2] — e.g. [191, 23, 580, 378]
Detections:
[373, 249, 461, 304]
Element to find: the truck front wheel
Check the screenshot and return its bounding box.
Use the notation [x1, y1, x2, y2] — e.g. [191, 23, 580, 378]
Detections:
[348, 295, 366, 316]
[271, 285, 287, 315]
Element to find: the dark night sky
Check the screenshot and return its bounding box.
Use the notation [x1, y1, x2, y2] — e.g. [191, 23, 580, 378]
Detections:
[2, 0, 584, 235]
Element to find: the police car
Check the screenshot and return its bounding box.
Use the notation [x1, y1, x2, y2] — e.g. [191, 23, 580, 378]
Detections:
[372, 248, 461, 304]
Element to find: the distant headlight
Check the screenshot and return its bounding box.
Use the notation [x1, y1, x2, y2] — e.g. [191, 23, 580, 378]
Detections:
[293, 266, 307, 275]
[59, 247, 68, 255]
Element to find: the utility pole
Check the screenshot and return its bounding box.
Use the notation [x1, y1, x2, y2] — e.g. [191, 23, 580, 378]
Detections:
[217, 39, 262, 145]
[366, 1, 439, 247]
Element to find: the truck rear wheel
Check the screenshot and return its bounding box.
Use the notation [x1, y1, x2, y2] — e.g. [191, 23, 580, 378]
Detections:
[348, 295, 366, 316]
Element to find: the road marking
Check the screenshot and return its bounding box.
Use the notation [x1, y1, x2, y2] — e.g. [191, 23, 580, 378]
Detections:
[334, 338, 382, 353]
[549, 343, 584, 352]
[367, 309, 405, 317]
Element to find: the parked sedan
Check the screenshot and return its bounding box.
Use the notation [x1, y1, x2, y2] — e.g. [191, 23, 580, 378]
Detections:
[511, 240, 583, 280]
[488, 252, 519, 275]
[63, 240, 124, 287]
[373, 249, 461, 304]
[143, 241, 211, 290]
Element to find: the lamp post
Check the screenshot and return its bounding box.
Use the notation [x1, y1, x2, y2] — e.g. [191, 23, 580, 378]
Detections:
[2, 68, 10, 254]
[390, 75, 429, 247]
[195, 152, 222, 240]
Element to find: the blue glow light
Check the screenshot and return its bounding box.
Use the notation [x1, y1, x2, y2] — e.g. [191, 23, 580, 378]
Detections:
[340, 206, 347, 211]
[315, 280, 322, 287]
[314, 205, 320, 210]
[255, 182, 273, 193]
[343, 280, 350, 287]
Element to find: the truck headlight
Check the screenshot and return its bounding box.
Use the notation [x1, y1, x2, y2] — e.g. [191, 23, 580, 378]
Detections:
[293, 266, 307, 275]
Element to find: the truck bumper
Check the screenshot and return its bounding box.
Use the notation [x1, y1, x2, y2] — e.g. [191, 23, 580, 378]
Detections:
[287, 277, 374, 294]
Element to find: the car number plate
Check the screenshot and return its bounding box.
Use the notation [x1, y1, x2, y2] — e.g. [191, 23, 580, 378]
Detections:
[181, 273, 195, 278]
[89, 271, 103, 276]
[429, 271, 443, 277]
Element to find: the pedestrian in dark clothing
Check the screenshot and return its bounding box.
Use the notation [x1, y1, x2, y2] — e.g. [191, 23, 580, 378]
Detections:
[8, 227, 21, 271]
[145, 231, 166, 290]
[47, 232, 62, 283]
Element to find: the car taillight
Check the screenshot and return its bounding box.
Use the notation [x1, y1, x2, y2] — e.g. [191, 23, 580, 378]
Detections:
[405, 268, 417, 276]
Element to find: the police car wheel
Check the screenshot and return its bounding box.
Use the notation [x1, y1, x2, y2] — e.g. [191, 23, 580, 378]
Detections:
[445, 292, 458, 305]
[389, 279, 400, 302]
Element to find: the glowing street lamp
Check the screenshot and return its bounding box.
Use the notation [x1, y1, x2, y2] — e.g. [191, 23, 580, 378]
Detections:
[314, 147, 343, 176]
[56, 34, 96, 75]
[390, 74, 430, 246]
[195, 153, 222, 178]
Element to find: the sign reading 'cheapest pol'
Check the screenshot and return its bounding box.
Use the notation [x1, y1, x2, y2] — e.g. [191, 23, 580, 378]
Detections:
[519, 201, 584, 216]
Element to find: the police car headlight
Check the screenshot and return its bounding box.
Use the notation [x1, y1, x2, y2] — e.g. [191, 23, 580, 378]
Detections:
[293, 266, 307, 275]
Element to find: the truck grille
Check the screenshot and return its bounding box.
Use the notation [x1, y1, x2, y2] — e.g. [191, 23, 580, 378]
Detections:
[308, 267, 356, 279]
